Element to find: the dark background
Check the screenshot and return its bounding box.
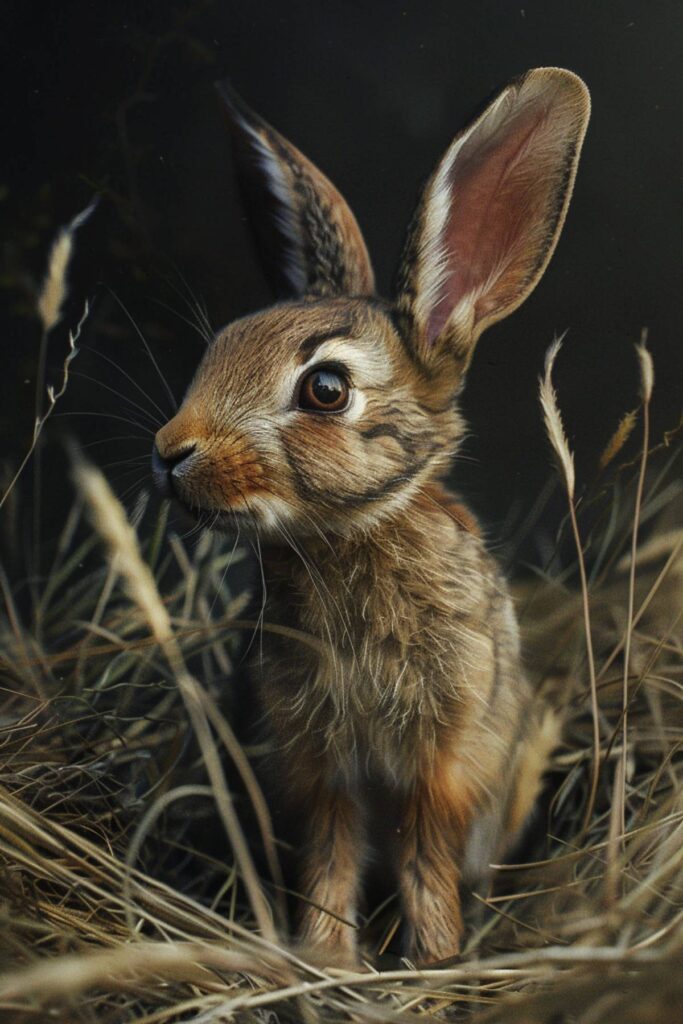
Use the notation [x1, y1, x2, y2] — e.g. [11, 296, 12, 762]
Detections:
[2, 0, 681, 562]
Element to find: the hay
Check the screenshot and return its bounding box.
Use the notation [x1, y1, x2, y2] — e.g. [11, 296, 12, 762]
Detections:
[1, 313, 682, 1020]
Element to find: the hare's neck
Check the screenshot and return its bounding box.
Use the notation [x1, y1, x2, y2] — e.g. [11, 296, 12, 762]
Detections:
[262, 484, 487, 644]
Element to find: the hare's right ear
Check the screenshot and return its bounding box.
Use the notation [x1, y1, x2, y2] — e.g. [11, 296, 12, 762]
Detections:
[217, 80, 375, 300]
[396, 68, 590, 377]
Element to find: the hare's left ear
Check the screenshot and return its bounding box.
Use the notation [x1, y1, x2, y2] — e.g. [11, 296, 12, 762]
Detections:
[217, 80, 375, 300]
[396, 68, 590, 374]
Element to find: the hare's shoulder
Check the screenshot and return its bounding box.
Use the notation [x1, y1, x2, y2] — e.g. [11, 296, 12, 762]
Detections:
[417, 481, 482, 539]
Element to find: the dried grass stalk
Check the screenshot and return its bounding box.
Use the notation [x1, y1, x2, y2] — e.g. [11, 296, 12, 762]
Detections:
[72, 456, 278, 944]
[614, 337, 654, 860]
[0, 338, 680, 1023]
[540, 338, 600, 832]
[0, 940, 287, 1004]
[0, 301, 88, 512]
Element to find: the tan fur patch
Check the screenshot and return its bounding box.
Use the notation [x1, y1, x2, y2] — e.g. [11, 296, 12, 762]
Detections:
[421, 481, 482, 537]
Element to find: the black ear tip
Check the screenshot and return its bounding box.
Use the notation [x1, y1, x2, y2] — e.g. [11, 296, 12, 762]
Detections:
[215, 77, 262, 131]
[215, 77, 242, 115]
[215, 76, 236, 102]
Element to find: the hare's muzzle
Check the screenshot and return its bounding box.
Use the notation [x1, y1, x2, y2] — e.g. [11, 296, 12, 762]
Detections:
[151, 440, 197, 499]
[152, 412, 268, 523]
[153, 413, 202, 499]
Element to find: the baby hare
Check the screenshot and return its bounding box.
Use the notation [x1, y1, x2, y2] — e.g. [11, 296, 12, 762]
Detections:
[153, 68, 590, 964]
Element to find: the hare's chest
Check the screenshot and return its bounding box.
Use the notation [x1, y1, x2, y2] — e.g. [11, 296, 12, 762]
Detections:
[261, 527, 505, 779]
[265, 596, 486, 781]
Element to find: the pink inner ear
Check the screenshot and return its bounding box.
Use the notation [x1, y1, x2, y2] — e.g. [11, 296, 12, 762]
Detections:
[426, 104, 556, 345]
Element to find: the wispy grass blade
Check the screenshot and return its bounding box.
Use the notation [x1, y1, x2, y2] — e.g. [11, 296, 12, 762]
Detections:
[72, 455, 277, 944]
[540, 338, 600, 834]
[0, 338, 680, 1023]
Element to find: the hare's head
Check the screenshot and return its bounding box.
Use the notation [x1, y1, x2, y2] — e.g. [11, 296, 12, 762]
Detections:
[154, 69, 589, 538]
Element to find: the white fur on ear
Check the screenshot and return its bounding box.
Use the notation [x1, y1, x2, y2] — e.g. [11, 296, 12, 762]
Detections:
[411, 131, 478, 347]
[219, 81, 375, 299]
[411, 83, 542, 346]
[235, 114, 309, 296]
[398, 68, 590, 363]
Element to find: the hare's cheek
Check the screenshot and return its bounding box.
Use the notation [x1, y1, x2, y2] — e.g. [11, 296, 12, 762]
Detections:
[280, 419, 416, 506]
[201, 449, 267, 508]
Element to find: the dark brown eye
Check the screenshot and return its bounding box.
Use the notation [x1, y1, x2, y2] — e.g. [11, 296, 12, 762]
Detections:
[298, 368, 349, 412]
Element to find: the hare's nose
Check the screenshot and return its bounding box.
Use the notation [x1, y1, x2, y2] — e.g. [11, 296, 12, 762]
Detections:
[151, 440, 197, 497]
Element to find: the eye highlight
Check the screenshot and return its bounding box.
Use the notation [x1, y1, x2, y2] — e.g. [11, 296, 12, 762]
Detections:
[298, 367, 350, 413]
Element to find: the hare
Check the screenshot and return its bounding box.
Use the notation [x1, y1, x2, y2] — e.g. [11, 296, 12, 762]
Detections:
[153, 68, 590, 964]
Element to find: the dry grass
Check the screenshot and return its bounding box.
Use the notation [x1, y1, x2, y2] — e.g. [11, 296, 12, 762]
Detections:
[0, 328, 682, 1020]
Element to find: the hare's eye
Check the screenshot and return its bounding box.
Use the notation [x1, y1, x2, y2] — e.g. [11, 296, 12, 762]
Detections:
[298, 368, 349, 412]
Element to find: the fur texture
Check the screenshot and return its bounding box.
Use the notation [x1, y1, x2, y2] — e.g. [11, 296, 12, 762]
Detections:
[154, 68, 590, 964]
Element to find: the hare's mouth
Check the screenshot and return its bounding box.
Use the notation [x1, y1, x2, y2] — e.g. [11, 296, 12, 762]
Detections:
[167, 486, 283, 538]
[168, 493, 260, 534]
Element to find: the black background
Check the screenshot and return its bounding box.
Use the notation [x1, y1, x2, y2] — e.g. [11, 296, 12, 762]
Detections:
[2, 0, 681, 557]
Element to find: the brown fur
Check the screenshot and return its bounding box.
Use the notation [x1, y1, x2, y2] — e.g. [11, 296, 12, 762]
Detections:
[154, 68, 590, 963]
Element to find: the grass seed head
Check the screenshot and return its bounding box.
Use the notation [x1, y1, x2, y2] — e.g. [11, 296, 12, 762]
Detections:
[539, 337, 576, 499]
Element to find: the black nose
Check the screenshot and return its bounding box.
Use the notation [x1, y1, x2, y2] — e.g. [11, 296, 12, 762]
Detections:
[151, 443, 196, 497]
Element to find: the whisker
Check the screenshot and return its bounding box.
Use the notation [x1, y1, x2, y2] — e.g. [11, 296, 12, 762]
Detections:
[100, 454, 153, 473]
[179, 517, 206, 543]
[271, 517, 350, 692]
[108, 463, 150, 485]
[69, 370, 164, 430]
[80, 434, 152, 449]
[158, 265, 214, 346]
[168, 264, 214, 342]
[151, 297, 213, 346]
[225, 480, 266, 663]
[108, 289, 178, 412]
[209, 526, 242, 619]
[251, 529, 267, 670]
[114, 477, 150, 508]
[54, 411, 156, 437]
[80, 344, 171, 424]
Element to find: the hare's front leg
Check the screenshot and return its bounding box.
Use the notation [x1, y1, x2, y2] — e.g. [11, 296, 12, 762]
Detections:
[397, 770, 475, 964]
[297, 783, 365, 963]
